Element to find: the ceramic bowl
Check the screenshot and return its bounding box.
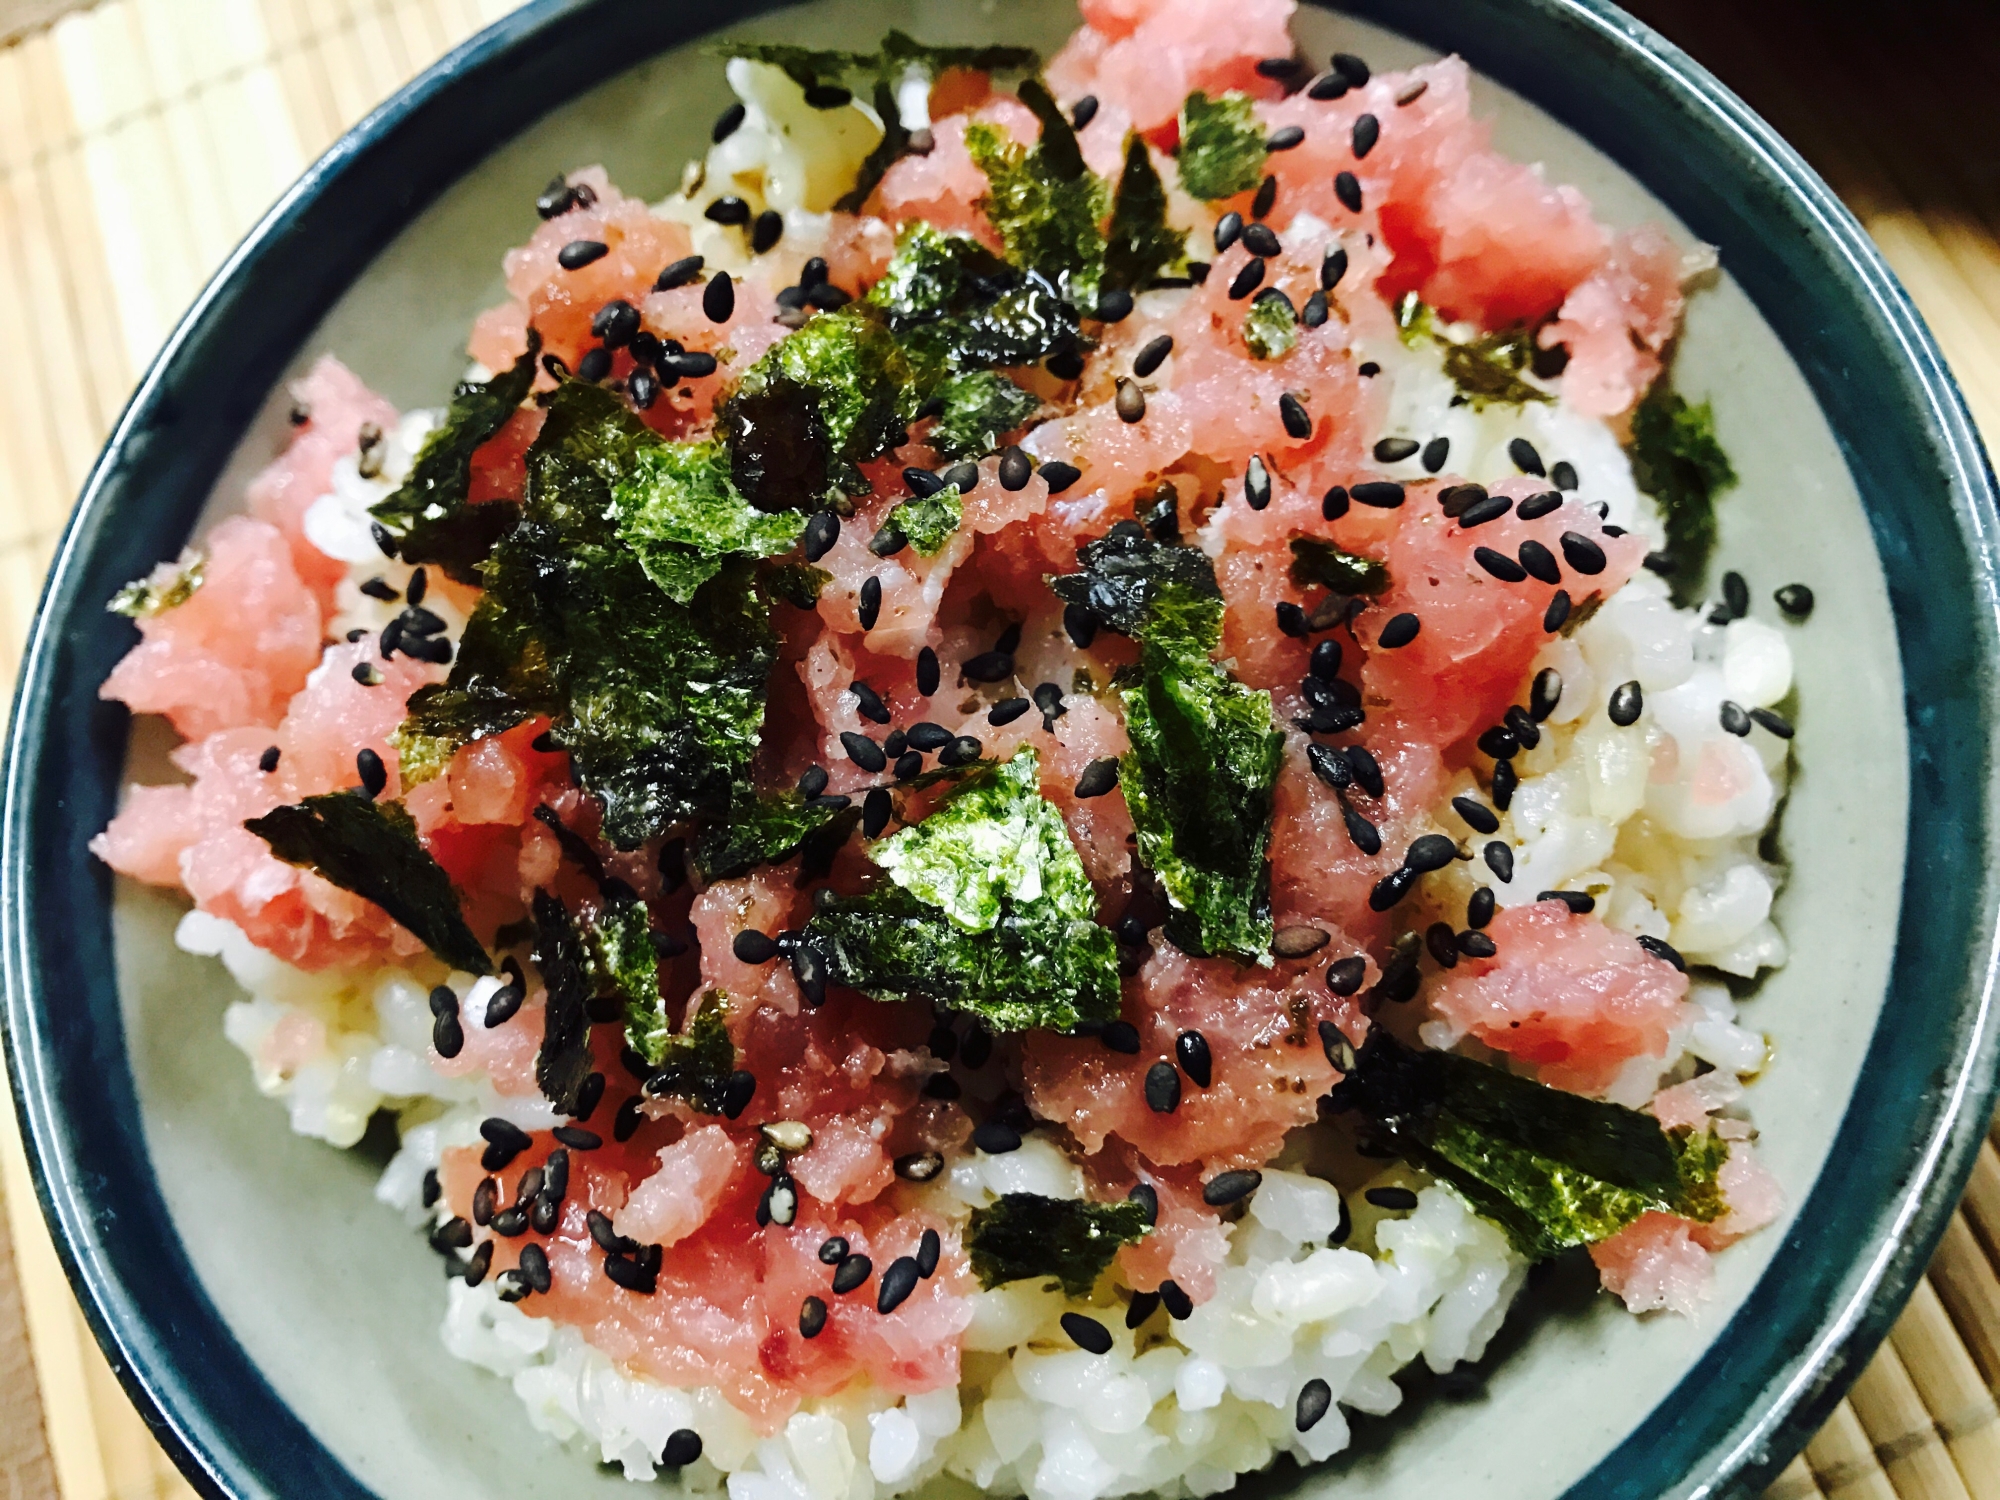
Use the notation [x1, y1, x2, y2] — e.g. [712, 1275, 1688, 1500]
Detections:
[6, 1, 1998, 1497]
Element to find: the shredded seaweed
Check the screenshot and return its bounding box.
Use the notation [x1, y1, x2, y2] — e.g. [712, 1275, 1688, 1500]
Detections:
[1175, 91, 1267, 202]
[966, 1192, 1151, 1298]
[245, 794, 490, 975]
[580, 891, 668, 1064]
[640, 995, 739, 1114]
[692, 790, 861, 885]
[1323, 1030, 1727, 1260]
[1629, 385, 1736, 607]
[1103, 134, 1184, 292]
[109, 547, 204, 617]
[530, 889, 594, 1113]
[1289, 537, 1390, 597]
[927, 370, 1040, 460]
[798, 749, 1119, 1031]
[884, 485, 964, 557]
[1049, 524, 1281, 960]
[1395, 295, 1554, 411]
[716, 35, 1038, 93]
[866, 222, 1082, 378]
[370, 332, 539, 583]
[966, 80, 1109, 303]
[1244, 293, 1299, 361]
[610, 438, 807, 603]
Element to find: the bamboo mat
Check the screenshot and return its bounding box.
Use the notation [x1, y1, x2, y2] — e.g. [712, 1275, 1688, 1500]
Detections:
[0, 1, 1997, 1498]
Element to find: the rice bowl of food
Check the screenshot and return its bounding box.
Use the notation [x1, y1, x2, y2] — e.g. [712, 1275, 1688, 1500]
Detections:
[7, 1, 1998, 1499]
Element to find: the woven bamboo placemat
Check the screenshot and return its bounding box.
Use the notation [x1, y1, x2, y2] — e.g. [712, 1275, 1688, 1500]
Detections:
[0, 2, 1996, 1497]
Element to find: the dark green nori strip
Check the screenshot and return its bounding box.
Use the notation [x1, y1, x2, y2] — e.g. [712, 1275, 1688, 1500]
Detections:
[965, 1192, 1150, 1298]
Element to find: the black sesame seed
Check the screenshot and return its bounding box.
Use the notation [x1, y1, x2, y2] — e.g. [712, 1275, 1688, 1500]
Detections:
[1421, 436, 1450, 473]
[721, 1070, 756, 1119]
[1242, 222, 1282, 259]
[1074, 758, 1120, 799]
[857, 576, 882, 631]
[1378, 613, 1420, 649]
[972, 1119, 1022, 1154]
[1342, 805, 1382, 856]
[351, 662, 382, 686]
[987, 697, 1031, 728]
[655, 255, 704, 291]
[1334, 171, 1363, 212]
[1775, 583, 1815, 619]
[1300, 290, 1329, 328]
[712, 100, 746, 142]
[1374, 436, 1419, 463]
[516, 1241, 552, 1293]
[1507, 437, 1546, 477]
[1252, 174, 1279, 219]
[1720, 569, 1750, 619]
[913, 646, 941, 698]
[1326, 958, 1368, 999]
[1241, 453, 1274, 511]
[1332, 51, 1371, 84]
[1159, 1280, 1194, 1320]
[1144, 1061, 1182, 1114]
[1560, 532, 1606, 574]
[1544, 590, 1572, 632]
[799, 510, 839, 563]
[1115, 378, 1147, 423]
[1539, 889, 1595, 914]
[1719, 700, 1752, 736]
[1474, 547, 1527, 583]
[553, 1125, 602, 1151]
[1492, 757, 1518, 811]
[1266, 125, 1306, 151]
[1608, 680, 1643, 727]
[799, 1295, 828, 1338]
[1477, 725, 1518, 760]
[433, 1215, 474, 1251]
[1467, 886, 1496, 930]
[703, 195, 751, 226]
[1060, 1311, 1113, 1354]
[1279, 390, 1313, 440]
[997, 447, 1032, 492]
[878, 1256, 921, 1314]
[1516, 490, 1563, 520]
[1101, 1020, 1142, 1054]
[1484, 840, 1515, 883]
[1309, 72, 1350, 101]
[1071, 93, 1100, 129]
[1366, 1185, 1419, 1211]
[1171, 1030, 1215, 1090]
[613, 1095, 643, 1142]
[1351, 480, 1404, 508]
[1133, 334, 1174, 378]
[839, 731, 886, 773]
[1214, 212, 1244, 253]
[850, 680, 890, 725]
[1426, 922, 1459, 969]
[1369, 866, 1417, 911]
[1203, 1169, 1262, 1207]
[1272, 925, 1330, 960]
[1452, 796, 1499, 835]
[1456, 929, 1497, 959]
[1516, 539, 1560, 585]
[1041, 461, 1082, 494]
[1505, 705, 1541, 750]
[1350, 111, 1382, 158]
[733, 930, 779, 965]
[1126, 1291, 1161, 1329]
[1307, 743, 1353, 791]
[702, 271, 735, 323]
[1320, 485, 1351, 522]
[862, 786, 892, 839]
[1046, 348, 1086, 380]
[661, 1429, 704, 1468]
[916, 1228, 941, 1278]
[257, 744, 282, 775]
[591, 298, 640, 348]
[558, 239, 608, 270]
[1404, 833, 1457, 873]
[660, 349, 719, 379]
[751, 209, 784, 254]
[1459, 492, 1514, 528]
[895, 1151, 943, 1181]
[1228, 258, 1267, 300]
[534, 175, 576, 219]
[1749, 706, 1795, 739]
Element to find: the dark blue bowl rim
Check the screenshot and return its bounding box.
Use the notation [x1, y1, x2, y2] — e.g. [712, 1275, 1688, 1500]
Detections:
[4, 0, 1997, 1497]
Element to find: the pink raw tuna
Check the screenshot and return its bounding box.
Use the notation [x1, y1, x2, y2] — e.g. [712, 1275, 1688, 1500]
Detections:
[1113, 1167, 1231, 1302]
[1544, 225, 1686, 417]
[99, 517, 322, 741]
[871, 99, 1037, 242]
[246, 357, 398, 610]
[615, 1124, 746, 1247]
[1045, 0, 1292, 136]
[93, 641, 445, 970]
[441, 1131, 972, 1429]
[1427, 900, 1691, 1094]
[1590, 1211, 1711, 1315]
[1022, 942, 1349, 1172]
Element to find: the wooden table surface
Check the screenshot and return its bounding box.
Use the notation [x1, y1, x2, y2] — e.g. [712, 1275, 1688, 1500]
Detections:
[1, 2, 1998, 1498]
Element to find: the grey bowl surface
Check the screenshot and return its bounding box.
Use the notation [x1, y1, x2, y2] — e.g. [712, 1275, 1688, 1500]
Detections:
[6, 2, 1997, 1499]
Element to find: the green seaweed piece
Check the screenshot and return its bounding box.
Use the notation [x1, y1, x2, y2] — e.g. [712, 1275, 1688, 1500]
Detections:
[109, 547, 205, 617]
[1244, 293, 1299, 361]
[1103, 133, 1184, 292]
[245, 794, 491, 975]
[611, 438, 807, 603]
[866, 222, 1082, 377]
[1289, 537, 1390, 597]
[966, 1192, 1151, 1298]
[692, 790, 860, 885]
[867, 223, 1016, 323]
[1323, 1030, 1728, 1260]
[1049, 524, 1280, 959]
[716, 34, 1038, 92]
[639, 995, 739, 1114]
[883, 485, 964, 557]
[966, 79, 1109, 302]
[581, 891, 668, 1065]
[1394, 294, 1554, 410]
[928, 370, 1041, 459]
[800, 750, 1119, 1031]
[392, 384, 778, 846]
[1629, 385, 1737, 608]
[1175, 91, 1266, 202]
[530, 888, 593, 1113]
[370, 331, 540, 584]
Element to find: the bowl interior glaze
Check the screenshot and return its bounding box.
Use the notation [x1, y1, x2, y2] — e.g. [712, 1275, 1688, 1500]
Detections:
[8, 2, 1997, 1500]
